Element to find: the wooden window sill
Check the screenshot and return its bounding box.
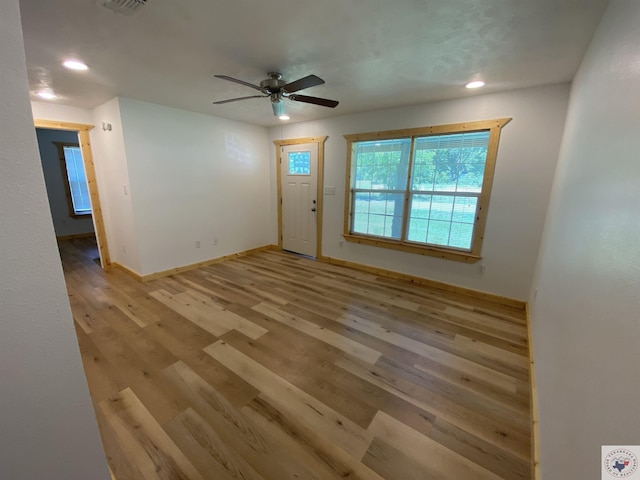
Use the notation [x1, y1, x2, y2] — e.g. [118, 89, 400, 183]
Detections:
[342, 234, 481, 263]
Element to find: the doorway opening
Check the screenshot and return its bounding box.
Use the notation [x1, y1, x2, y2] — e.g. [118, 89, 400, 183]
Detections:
[274, 136, 327, 259]
[34, 119, 111, 268]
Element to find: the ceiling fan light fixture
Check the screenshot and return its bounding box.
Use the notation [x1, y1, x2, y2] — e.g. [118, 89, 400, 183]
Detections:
[271, 99, 285, 117]
[279, 114, 290, 121]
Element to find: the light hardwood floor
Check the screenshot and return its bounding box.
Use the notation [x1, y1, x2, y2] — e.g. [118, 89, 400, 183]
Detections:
[60, 237, 531, 480]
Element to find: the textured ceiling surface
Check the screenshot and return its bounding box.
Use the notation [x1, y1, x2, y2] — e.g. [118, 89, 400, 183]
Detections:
[19, 0, 609, 126]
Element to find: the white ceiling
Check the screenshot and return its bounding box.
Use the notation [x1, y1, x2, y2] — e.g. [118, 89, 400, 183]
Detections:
[19, 0, 609, 127]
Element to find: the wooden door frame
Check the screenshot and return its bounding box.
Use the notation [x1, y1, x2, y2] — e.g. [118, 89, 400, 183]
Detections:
[274, 136, 327, 259]
[34, 119, 111, 268]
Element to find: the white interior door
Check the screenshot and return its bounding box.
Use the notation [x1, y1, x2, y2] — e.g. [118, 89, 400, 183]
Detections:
[281, 143, 318, 257]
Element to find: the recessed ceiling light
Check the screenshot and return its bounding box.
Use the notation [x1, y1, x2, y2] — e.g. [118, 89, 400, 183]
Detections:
[63, 59, 88, 71]
[279, 114, 290, 121]
[466, 81, 485, 89]
[36, 90, 57, 100]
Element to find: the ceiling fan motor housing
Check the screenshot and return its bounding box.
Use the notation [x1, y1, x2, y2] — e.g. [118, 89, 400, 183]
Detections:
[260, 73, 287, 94]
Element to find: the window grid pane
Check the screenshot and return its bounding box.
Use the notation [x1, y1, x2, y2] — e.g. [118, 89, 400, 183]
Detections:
[412, 131, 489, 195]
[63, 146, 91, 215]
[351, 191, 403, 240]
[405, 131, 488, 250]
[288, 151, 311, 175]
[351, 138, 410, 240]
[353, 139, 411, 190]
[407, 193, 478, 250]
[426, 219, 451, 246]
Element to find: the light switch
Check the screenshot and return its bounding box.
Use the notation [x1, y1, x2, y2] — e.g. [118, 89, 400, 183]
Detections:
[324, 186, 336, 195]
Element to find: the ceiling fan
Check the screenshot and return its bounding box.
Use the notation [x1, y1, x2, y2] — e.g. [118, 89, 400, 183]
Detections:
[213, 72, 339, 117]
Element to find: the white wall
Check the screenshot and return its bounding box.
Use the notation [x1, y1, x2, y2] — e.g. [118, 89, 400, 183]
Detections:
[0, 1, 110, 478]
[270, 84, 569, 300]
[36, 128, 96, 237]
[92, 98, 141, 271]
[31, 101, 94, 125]
[118, 98, 273, 275]
[530, 1, 640, 479]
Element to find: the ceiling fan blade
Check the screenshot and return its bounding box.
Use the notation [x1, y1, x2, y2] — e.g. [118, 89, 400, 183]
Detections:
[289, 94, 339, 108]
[283, 74, 325, 93]
[212, 95, 267, 105]
[214, 75, 263, 92]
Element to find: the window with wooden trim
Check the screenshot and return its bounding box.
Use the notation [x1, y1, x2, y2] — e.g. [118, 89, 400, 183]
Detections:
[54, 142, 92, 217]
[343, 118, 510, 262]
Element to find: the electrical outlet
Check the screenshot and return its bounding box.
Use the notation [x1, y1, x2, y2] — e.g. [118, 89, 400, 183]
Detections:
[339, 240, 344, 247]
[213, 236, 219, 246]
[479, 264, 487, 275]
[122, 243, 127, 254]
[195, 240, 201, 248]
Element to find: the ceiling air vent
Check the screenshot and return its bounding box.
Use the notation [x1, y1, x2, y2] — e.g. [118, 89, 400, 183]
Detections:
[99, 0, 147, 16]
